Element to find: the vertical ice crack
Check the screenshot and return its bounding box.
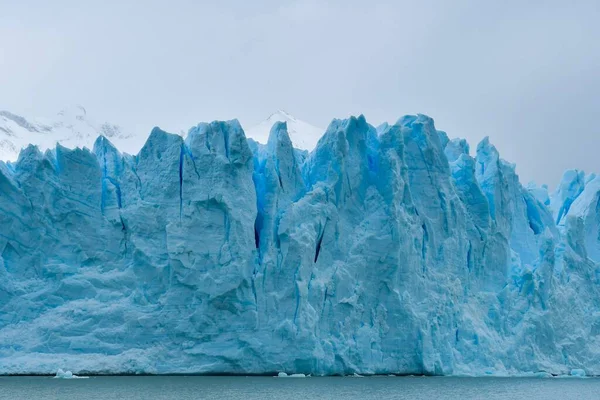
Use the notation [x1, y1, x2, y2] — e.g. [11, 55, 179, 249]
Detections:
[223, 125, 230, 160]
[251, 268, 258, 312]
[466, 241, 472, 272]
[119, 214, 128, 253]
[320, 287, 328, 318]
[421, 222, 428, 274]
[314, 220, 327, 263]
[179, 144, 184, 221]
[293, 263, 301, 329]
[182, 145, 201, 179]
[100, 140, 108, 214]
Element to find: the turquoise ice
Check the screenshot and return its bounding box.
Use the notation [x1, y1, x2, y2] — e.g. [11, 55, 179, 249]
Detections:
[0, 114, 599, 376]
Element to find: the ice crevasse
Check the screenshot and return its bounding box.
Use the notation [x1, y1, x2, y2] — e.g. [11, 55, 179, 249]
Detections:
[1, 114, 600, 376]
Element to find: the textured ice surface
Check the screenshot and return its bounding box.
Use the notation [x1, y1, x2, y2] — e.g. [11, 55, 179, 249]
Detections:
[1, 114, 600, 376]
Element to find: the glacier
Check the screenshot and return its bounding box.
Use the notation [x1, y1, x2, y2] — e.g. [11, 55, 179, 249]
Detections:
[1, 113, 600, 376]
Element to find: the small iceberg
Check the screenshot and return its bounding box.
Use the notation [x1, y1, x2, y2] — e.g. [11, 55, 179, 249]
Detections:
[277, 372, 307, 378]
[54, 368, 88, 379]
[570, 369, 586, 378]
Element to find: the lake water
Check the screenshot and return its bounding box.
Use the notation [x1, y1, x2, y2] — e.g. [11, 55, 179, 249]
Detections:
[1, 376, 599, 399]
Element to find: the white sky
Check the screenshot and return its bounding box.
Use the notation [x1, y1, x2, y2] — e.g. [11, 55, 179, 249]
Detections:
[1, 0, 599, 186]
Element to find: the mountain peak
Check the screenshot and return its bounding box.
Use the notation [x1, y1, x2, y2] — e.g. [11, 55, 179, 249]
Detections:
[245, 111, 323, 151]
[267, 109, 296, 122]
[57, 104, 87, 119]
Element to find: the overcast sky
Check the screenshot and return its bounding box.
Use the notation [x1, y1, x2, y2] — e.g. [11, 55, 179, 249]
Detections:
[1, 0, 598, 186]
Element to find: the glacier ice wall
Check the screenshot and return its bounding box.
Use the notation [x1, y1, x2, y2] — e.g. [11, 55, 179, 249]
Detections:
[1, 114, 600, 376]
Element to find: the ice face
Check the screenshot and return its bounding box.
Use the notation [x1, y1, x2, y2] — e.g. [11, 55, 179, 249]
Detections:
[0, 114, 599, 377]
[550, 170, 586, 224]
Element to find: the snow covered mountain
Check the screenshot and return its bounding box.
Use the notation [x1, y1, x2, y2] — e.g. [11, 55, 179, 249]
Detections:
[0, 108, 322, 162]
[0, 114, 599, 377]
[244, 110, 323, 151]
[0, 106, 141, 161]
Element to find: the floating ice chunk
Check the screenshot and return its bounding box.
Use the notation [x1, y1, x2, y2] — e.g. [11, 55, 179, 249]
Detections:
[570, 369, 586, 377]
[276, 372, 307, 378]
[54, 368, 88, 379]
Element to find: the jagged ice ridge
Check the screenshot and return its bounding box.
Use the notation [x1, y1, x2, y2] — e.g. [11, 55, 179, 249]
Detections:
[1, 114, 599, 376]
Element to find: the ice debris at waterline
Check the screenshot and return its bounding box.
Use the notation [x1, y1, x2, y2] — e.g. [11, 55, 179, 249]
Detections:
[54, 369, 88, 379]
[277, 372, 308, 378]
[570, 369, 587, 378]
[1, 114, 600, 376]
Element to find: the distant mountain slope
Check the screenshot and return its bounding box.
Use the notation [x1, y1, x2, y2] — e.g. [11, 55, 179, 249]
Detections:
[244, 110, 323, 151]
[0, 106, 139, 161]
[0, 108, 323, 161]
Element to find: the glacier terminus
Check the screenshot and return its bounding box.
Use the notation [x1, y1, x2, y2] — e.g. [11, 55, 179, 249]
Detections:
[1, 113, 600, 377]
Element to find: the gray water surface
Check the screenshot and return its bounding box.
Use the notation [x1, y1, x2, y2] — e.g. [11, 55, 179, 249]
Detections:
[1, 376, 599, 399]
